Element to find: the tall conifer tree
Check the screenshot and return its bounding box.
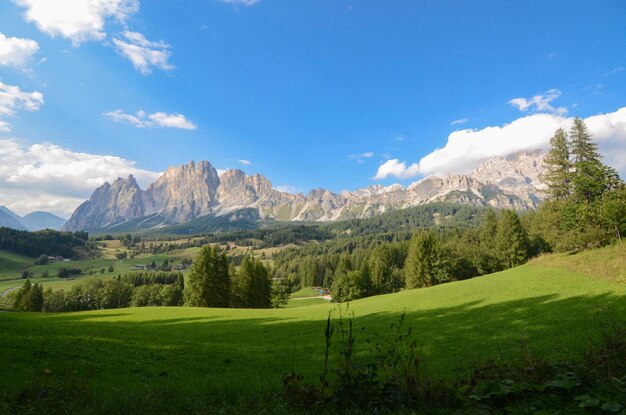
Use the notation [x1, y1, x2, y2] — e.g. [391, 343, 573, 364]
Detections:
[569, 118, 608, 203]
[541, 128, 571, 200]
[232, 256, 272, 308]
[186, 245, 231, 307]
[405, 231, 437, 288]
[495, 210, 529, 268]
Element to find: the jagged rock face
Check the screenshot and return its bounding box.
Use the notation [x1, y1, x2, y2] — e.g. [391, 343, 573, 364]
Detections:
[62, 175, 144, 230]
[64, 150, 548, 231]
[144, 160, 220, 222]
[216, 169, 273, 209]
[286, 189, 348, 222]
[469, 150, 546, 208]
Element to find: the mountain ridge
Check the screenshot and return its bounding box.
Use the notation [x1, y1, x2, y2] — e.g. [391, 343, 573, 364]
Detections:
[0, 206, 66, 231]
[63, 149, 547, 232]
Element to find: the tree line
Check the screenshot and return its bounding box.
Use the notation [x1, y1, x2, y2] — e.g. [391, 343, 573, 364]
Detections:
[270, 119, 623, 302]
[185, 245, 288, 309]
[12, 271, 185, 312]
[0, 228, 88, 258]
[532, 118, 625, 250]
[269, 206, 532, 302]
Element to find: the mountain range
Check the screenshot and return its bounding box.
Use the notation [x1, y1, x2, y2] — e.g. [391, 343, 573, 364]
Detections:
[0, 206, 67, 231]
[63, 149, 547, 232]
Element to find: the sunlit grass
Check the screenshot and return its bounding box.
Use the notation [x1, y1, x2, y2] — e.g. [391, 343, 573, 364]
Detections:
[1, 260, 624, 404]
[530, 243, 626, 283]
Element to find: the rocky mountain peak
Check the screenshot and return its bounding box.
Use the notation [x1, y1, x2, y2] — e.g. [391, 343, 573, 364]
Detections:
[64, 150, 550, 231]
[62, 174, 145, 231]
[144, 159, 220, 222]
[216, 170, 275, 209]
[469, 149, 546, 206]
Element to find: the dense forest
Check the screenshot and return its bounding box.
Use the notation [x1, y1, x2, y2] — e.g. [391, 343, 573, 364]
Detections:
[270, 119, 625, 302]
[0, 228, 89, 258]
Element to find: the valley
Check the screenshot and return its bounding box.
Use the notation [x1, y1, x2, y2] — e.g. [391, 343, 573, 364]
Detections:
[1, 2, 625, 413]
[1, 245, 624, 412]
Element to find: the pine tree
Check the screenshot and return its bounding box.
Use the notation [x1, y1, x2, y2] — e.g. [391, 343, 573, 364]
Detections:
[232, 256, 272, 308]
[335, 252, 353, 278]
[13, 279, 31, 311]
[477, 209, 501, 273]
[13, 279, 43, 311]
[602, 187, 626, 244]
[405, 231, 437, 288]
[480, 209, 497, 243]
[495, 210, 529, 268]
[368, 245, 396, 295]
[569, 118, 609, 203]
[299, 255, 319, 287]
[541, 128, 571, 200]
[331, 269, 369, 302]
[185, 245, 230, 307]
[28, 283, 44, 312]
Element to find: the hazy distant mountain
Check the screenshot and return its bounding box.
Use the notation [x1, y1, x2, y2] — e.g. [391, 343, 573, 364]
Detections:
[63, 150, 547, 232]
[0, 206, 28, 231]
[20, 211, 67, 231]
[0, 206, 67, 231]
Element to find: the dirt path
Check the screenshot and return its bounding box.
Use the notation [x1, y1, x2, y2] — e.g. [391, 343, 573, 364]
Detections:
[293, 295, 332, 301]
[0, 286, 19, 297]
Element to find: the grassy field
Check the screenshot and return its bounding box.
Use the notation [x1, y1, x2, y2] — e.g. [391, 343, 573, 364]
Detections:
[530, 243, 626, 283]
[0, 239, 295, 294]
[0, 247, 200, 293]
[1, 246, 624, 411]
[290, 286, 326, 298]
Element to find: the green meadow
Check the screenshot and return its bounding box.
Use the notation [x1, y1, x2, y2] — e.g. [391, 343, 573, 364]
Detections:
[1, 246, 624, 412]
[0, 247, 201, 294]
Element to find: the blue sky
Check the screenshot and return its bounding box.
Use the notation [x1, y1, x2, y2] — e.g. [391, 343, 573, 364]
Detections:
[0, 0, 625, 216]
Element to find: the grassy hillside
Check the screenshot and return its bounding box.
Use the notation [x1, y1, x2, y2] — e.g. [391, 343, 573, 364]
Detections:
[0, 250, 32, 280]
[1, 251, 624, 411]
[0, 247, 200, 293]
[530, 243, 625, 284]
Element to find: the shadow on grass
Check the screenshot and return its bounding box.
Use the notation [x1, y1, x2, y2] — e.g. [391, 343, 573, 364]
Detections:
[0, 292, 624, 406]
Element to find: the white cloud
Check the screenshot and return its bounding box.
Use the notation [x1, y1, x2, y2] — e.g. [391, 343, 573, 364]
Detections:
[605, 66, 624, 77]
[373, 107, 626, 180]
[238, 159, 251, 166]
[104, 109, 196, 130]
[0, 82, 44, 131]
[509, 88, 567, 115]
[104, 109, 148, 127]
[451, 118, 468, 125]
[348, 151, 374, 164]
[0, 32, 39, 67]
[584, 108, 626, 174]
[276, 185, 303, 194]
[148, 112, 195, 129]
[13, 0, 139, 45]
[13, 1, 173, 75]
[112, 30, 174, 74]
[219, 0, 260, 5]
[0, 138, 160, 216]
[0, 82, 44, 117]
[373, 159, 419, 180]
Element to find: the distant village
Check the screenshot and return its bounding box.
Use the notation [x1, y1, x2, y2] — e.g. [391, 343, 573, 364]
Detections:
[130, 259, 192, 272]
[48, 255, 71, 262]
